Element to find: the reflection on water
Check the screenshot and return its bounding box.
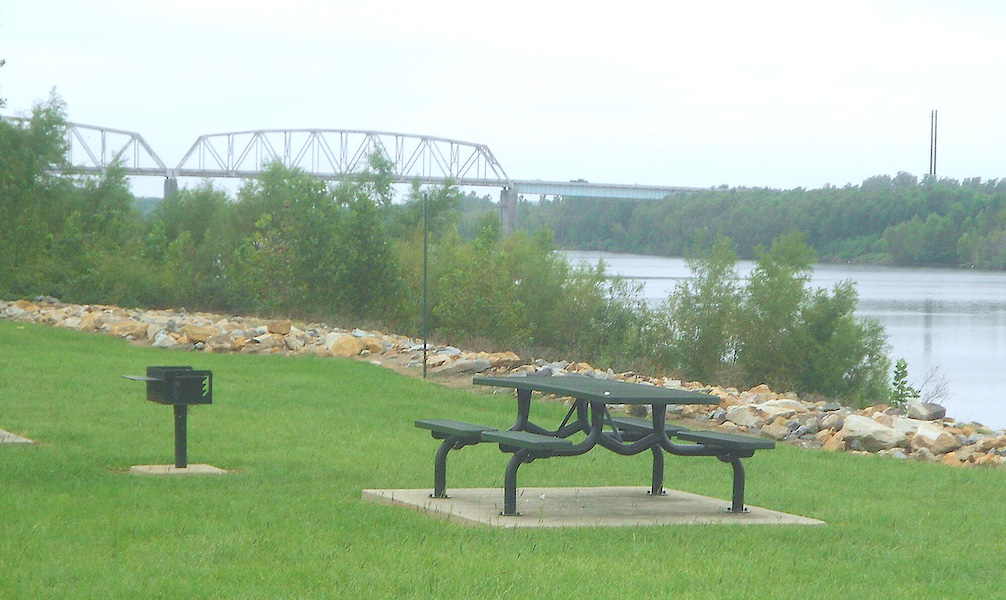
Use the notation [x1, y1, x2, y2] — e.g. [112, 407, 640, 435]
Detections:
[565, 250, 1006, 430]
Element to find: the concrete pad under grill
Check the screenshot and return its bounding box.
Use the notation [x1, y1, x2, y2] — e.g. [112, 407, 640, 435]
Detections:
[129, 464, 229, 475]
[0, 428, 34, 444]
[362, 487, 825, 528]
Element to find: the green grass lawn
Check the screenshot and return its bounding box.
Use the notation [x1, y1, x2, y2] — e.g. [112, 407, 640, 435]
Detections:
[1, 320, 1004, 599]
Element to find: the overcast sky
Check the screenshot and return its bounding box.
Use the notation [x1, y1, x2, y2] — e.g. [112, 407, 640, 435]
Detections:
[3, 0, 1005, 197]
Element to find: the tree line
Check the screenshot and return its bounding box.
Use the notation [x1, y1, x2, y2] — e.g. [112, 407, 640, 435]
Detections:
[519, 173, 1006, 269]
[1, 94, 894, 406]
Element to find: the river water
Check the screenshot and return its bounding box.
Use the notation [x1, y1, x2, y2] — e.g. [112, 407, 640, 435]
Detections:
[565, 250, 1006, 430]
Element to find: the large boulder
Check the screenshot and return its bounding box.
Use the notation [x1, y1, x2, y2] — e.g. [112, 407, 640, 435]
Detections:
[326, 334, 365, 358]
[911, 422, 961, 454]
[908, 398, 947, 421]
[182, 324, 216, 343]
[839, 414, 908, 452]
[431, 356, 491, 375]
[725, 405, 770, 429]
[267, 319, 292, 335]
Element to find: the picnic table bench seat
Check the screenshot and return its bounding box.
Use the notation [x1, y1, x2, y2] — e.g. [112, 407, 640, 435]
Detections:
[481, 430, 574, 452]
[610, 416, 689, 436]
[414, 419, 498, 499]
[676, 430, 776, 452]
[414, 419, 496, 440]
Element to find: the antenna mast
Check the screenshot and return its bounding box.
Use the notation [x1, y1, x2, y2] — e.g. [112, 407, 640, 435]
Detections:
[929, 110, 938, 177]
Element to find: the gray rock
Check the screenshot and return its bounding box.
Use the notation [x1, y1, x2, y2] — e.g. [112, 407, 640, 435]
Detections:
[908, 398, 947, 421]
[152, 332, 178, 348]
[820, 413, 844, 431]
[432, 357, 491, 375]
[725, 405, 769, 429]
[839, 414, 908, 452]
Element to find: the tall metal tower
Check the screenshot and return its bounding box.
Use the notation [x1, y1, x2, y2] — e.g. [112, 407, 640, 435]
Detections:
[929, 110, 938, 177]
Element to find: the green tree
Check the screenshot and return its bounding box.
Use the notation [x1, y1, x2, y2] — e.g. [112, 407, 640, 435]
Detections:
[735, 233, 816, 391]
[653, 237, 741, 382]
[0, 92, 69, 295]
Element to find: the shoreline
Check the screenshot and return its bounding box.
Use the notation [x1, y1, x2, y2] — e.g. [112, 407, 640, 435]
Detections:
[3, 298, 1005, 467]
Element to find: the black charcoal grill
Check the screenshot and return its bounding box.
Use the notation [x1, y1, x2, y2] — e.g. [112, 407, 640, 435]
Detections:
[123, 366, 212, 468]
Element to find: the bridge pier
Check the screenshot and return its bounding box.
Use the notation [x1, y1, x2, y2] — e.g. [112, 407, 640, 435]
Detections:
[500, 186, 518, 235]
[164, 176, 178, 198]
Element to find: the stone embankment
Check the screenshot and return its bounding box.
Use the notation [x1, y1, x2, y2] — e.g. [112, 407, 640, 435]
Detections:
[4, 298, 1006, 468]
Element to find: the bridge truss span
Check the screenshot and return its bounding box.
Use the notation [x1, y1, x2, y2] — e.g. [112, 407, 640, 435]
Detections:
[2, 116, 167, 176]
[173, 128, 511, 186]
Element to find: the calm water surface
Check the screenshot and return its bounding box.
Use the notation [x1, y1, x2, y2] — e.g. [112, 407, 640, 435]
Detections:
[565, 250, 1006, 430]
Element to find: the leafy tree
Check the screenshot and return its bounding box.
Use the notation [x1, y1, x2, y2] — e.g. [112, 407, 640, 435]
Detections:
[0, 92, 69, 294]
[650, 237, 741, 382]
[734, 233, 816, 391]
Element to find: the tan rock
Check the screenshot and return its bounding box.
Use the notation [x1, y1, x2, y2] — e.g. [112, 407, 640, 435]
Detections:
[254, 333, 279, 348]
[719, 421, 741, 433]
[205, 334, 233, 353]
[911, 422, 961, 455]
[955, 444, 980, 463]
[762, 399, 809, 413]
[681, 404, 714, 419]
[977, 435, 1006, 453]
[328, 335, 365, 358]
[231, 335, 249, 351]
[718, 394, 743, 408]
[359, 337, 384, 354]
[822, 432, 846, 452]
[973, 454, 1006, 468]
[761, 418, 790, 441]
[479, 352, 520, 369]
[940, 453, 964, 467]
[815, 428, 835, 442]
[109, 319, 146, 338]
[873, 413, 894, 428]
[78, 312, 106, 331]
[725, 405, 769, 428]
[743, 384, 778, 403]
[13, 300, 38, 311]
[283, 335, 306, 351]
[182, 324, 216, 343]
[267, 320, 292, 335]
[309, 345, 332, 357]
[862, 404, 891, 417]
[840, 414, 908, 452]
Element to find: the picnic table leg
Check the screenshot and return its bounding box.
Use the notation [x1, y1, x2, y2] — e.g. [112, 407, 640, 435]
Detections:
[503, 449, 532, 516]
[431, 436, 461, 499]
[719, 454, 748, 513]
[648, 445, 665, 495]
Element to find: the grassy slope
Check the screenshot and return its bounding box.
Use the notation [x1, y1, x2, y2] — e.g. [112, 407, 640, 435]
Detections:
[1, 320, 1003, 599]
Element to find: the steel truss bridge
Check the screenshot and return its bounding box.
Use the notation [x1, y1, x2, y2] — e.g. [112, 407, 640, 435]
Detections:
[1, 117, 699, 232]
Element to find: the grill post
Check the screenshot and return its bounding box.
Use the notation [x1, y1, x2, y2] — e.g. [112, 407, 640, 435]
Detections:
[173, 404, 188, 468]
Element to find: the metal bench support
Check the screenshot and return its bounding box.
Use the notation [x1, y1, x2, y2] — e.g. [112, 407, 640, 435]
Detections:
[415, 420, 496, 498]
[720, 454, 747, 513]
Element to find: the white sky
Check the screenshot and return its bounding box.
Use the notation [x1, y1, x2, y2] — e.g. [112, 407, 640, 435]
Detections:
[2, 0, 1005, 196]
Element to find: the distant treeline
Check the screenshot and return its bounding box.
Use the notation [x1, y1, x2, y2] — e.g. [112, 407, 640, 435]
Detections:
[517, 173, 1006, 268]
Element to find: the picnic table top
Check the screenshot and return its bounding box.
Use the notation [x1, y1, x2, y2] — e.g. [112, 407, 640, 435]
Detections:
[473, 374, 719, 405]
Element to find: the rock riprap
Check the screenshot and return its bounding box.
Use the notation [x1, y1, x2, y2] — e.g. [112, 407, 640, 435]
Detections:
[4, 298, 1004, 468]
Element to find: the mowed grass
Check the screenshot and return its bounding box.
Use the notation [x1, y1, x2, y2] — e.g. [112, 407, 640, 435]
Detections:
[1, 320, 1005, 599]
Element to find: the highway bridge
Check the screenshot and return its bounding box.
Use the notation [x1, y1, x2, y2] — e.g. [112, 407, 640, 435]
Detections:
[1, 117, 700, 232]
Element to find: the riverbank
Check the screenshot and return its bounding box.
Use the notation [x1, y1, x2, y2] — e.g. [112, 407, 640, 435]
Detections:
[4, 297, 1006, 468]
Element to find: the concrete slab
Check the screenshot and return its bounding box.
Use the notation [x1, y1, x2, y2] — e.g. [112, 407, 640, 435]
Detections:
[0, 428, 34, 445]
[362, 487, 825, 528]
[129, 464, 229, 476]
